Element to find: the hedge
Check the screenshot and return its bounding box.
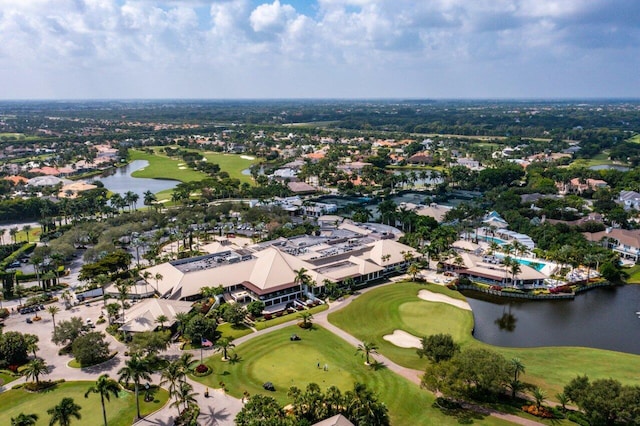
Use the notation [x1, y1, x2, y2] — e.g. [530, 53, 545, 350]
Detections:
[0, 243, 36, 271]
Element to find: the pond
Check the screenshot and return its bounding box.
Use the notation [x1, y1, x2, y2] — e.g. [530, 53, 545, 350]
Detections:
[91, 160, 179, 201]
[464, 285, 640, 355]
[589, 164, 630, 172]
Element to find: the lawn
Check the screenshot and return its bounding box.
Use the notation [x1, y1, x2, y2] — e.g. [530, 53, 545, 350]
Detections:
[627, 134, 640, 144]
[217, 322, 253, 340]
[12, 226, 42, 243]
[129, 149, 208, 182]
[0, 381, 169, 426]
[0, 370, 18, 386]
[569, 151, 616, 168]
[328, 282, 640, 398]
[254, 304, 329, 330]
[627, 265, 640, 284]
[201, 152, 258, 184]
[191, 325, 510, 426]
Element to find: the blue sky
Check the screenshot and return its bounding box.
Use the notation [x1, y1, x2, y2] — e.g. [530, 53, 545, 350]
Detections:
[0, 0, 638, 99]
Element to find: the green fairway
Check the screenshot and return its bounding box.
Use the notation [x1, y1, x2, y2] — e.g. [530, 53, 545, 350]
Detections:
[627, 134, 640, 144]
[0, 371, 18, 386]
[0, 381, 169, 426]
[627, 265, 640, 284]
[569, 151, 616, 168]
[129, 149, 207, 182]
[328, 282, 640, 397]
[201, 152, 257, 184]
[192, 325, 508, 425]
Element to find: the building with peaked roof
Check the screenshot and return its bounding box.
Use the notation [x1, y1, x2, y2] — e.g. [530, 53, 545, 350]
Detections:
[583, 228, 640, 262]
[618, 190, 640, 211]
[482, 211, 509, 229]
[442, 252, 546, 288]
[141, 223, 418, 312]
[118, 299, 193, 333]
[313, 414, 354, 426]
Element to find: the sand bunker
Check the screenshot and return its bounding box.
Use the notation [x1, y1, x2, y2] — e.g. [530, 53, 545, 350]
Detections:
[383, 330, 422, 349]
[241, 155, 256, 160]
[178, 166, 187, 169]
[418, 290, 471, 311]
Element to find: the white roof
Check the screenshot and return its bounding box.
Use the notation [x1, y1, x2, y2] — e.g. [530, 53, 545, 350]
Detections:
[119, 299, 193, 333]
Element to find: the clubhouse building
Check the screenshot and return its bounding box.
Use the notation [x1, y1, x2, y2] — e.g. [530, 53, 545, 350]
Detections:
[141, 221, 418, 312]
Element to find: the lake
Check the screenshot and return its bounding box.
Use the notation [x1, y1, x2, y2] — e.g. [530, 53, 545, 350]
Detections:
[91, 160, 179, 201]
[464, 285, 640, 355]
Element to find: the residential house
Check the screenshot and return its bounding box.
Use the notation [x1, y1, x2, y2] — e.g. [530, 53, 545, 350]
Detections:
[583, 228, 640, 262]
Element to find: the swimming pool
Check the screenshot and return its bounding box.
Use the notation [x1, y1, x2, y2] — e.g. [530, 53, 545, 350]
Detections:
[515, 258, 545, 272]
[480, 235, 507, 245]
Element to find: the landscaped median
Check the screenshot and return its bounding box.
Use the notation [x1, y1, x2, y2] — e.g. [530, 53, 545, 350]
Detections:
[0, 380, 169, 426]
[189, 325, 509, 425]
[328, 281, 640, 398]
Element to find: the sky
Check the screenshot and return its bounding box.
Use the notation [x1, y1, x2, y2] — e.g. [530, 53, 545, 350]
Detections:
[0, 0, 639, 99]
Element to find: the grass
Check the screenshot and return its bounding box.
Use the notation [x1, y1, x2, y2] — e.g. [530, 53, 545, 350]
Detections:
[254, 304, 329, 330]
[569, 151, 618, 168]
[0, 370, 18, 386]
[191, 325, 509, 425]
[201, 152, 258, 184]
[10, 227, 42, 243]
[129, 149, 208, 182]
[0, 381, 169, 426]
[328, 282, 640, 398]
[626, 265, 640, 284]
[217, 322, 253, 340]
[627, 134, 640, 144]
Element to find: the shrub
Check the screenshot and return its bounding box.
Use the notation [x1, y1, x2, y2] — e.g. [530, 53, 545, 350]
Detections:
[193, 364, 212, 377]
[521, 405, 555, 419]
[0, 308, 9, 319]
[264, 314, 272, 320]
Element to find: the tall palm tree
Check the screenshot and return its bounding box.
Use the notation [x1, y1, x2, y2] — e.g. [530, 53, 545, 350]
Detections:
[510, 358, 526, 398]
[9, 227, 18, 244]
[407, 263, 420, 281]
[25, 334, 39, 358]
[23, 359, 48, 385]
[93, 274, 110, 306]
[115, 279, 131, 324]
[84, 374, 121, 426]
[294, 267, 312, 295]
[215, 337, 235, 360]
[22, 224, 32, 243]
[118, 355, 152, 419]
[11, 413, 38, 426]
[174, 381, 199, 411]
[356, 341, 379, 365]
[154, 273, 163, 293]
[510, 262, 522, 288]
[47, 305, 60, 329]
[47, 397, 82, 426]
[160, 361, 186, 416]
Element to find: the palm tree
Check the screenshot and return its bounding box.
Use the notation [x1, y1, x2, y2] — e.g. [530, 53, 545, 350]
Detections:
[22, 224, 32, 243]
[118, 355, 152, 419]
[160, 361, 186, 416]
[11, 413, 38, 426]
[155, 314, 169, 331]
[407, 263, 420, 281]
[215, 337, 235, 360]
[47, 397, 82, 426]
[356, 341, 378, 365]
[173, 381, 199, 411]
[294, 267, 312, 295]
[154, 273, 163, 293]
[84, 374, 121, 426]
[143, 190, 157, 209]
[297, 311, 314, 329]
[510, 261, 522, 288]
[9, 227, 18, 244]
[555, 392, 569, 412]
[177, 352, 196, 373]
[115, 279, 131, 325]
[94, 274, 110, 306]
[47, 305, 60, 329]
[25, 334, 39, 358]
[532, 387, 546, 409]
[510, 357, 525, 398]
[23, 359, 48, 385]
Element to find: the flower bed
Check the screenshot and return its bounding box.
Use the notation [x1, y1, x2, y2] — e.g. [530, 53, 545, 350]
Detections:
[192, 363, 212, 377]
[522, 405, 555, 419]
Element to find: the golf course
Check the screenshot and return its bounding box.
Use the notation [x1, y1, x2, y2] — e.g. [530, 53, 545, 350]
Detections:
[328, 282, 640, 397]
[0, 381, 169, 426]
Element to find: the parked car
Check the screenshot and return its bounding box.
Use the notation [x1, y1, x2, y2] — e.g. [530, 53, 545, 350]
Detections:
[26, 318, 32, 324]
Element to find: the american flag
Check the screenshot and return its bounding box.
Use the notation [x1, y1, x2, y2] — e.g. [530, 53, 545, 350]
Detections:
[201, 338, 213, 347]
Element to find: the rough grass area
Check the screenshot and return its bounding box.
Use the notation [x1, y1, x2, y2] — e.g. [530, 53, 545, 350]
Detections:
[0, 381, 169, 426]
[202, 152, 258, 184]
[328, 281, 640, 398]
[626, 265, 640, 284]
[191, 325, 509, 426]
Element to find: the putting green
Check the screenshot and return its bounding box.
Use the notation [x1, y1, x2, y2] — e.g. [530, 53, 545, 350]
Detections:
[0, 381, 169, 426]
[398, 301, 471, 338]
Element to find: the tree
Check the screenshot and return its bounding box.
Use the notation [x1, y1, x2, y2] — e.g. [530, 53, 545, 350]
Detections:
[175, 312, 190, 336]
[297, 311, 313, 328]
[215, 337, 235, 360]
[0, 331, 29, 365]
[407, 262, 421, 281]
[47, 397, 82, 426]
[532, 387, 546, 409]
[173, 381, 199, 411]
[47, 305, 60, 329]
[105, 303, 120, 324]
[128, 330, 170, 357]
[115, 279, 132, 325]
[186, 313, 217, 363]
[84, 374, 121, 426]
[23, 224, 31, 243]
[52, 317, 85, 347]
[344, 382, 390, 426]
[118, 355, 152, 419]
[235, 394, 291, 426]
[72, 332, 110, 366]
[155, 314, 168, 330]
[356, 341, 378, 365]
[509, 358, 526, 399]
[294, 267, 313, 295]
[23, 358, 48, 385]
[10, 413, 38, 426]
[160, 360, 187, 416]
[246, 300, 265, 317]
[222, 303, 246, 326]
[555, 392, 569, 412]
[25, 333, 39, 359]
[416, 333, 460, 363]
